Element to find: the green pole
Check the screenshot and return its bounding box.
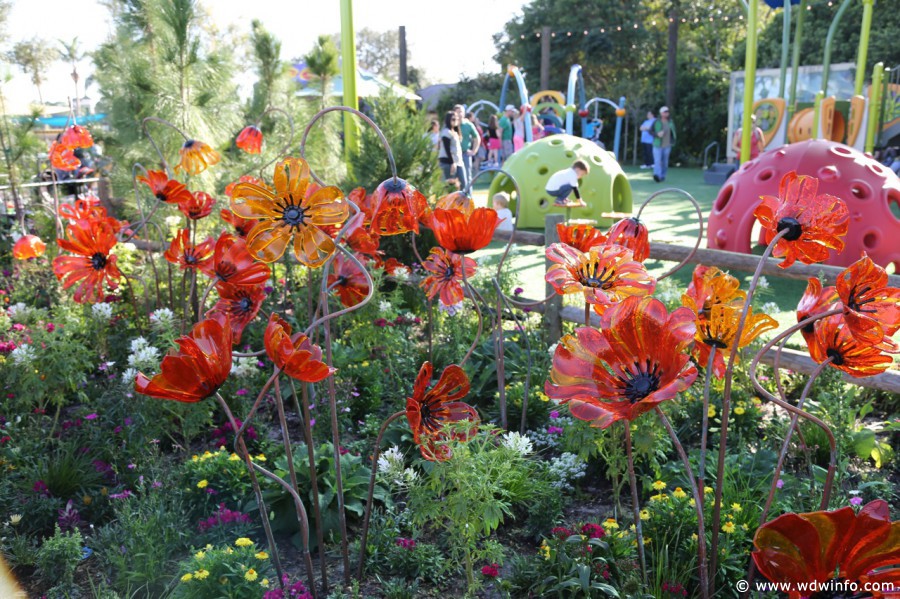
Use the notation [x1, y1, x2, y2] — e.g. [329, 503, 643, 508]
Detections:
[854, 0, 874, 96]
[740, 0, 759, 163]
[865, 62, 883, 153]
[822, 0, 853, 96]
[813, 90, 824, 138]
[340, 0, 359, 159]
[778, 0, 791, 98]
[788, 0, 807, 119]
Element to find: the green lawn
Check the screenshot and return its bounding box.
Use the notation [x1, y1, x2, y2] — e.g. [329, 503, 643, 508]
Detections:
[469, 166, 807, 331]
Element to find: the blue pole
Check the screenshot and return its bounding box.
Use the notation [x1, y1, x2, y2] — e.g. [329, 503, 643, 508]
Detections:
[613, 96, 625, 160]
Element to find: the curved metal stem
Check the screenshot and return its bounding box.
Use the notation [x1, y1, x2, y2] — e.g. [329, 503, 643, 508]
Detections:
[294, 379, 328, 592]
[299, 106, 397, 187]
[625, 421, 647, 586]
[495, 283, 534, 434]
[459, 264, 483, 367]
[199, 277, 217, 314]
[356, 410, 406, 578]
[698, 348, 717, 496]
[635, 187, 705, 281]
[141, 116, 190, 178]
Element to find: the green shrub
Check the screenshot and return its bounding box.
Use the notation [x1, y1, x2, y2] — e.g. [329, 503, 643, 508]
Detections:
[35, 524, 83, 590]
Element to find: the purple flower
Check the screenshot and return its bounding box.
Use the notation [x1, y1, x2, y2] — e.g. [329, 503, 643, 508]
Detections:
[775, 479, 784, 489]
[395, 537, 416, 550]
[373, 318, 388, 328]
[850, 496, 863, 506]
[549, 410, 559, 420]
[109, 489, 133, 499]
[33, 480, 50, 496]
[513, 287, 524, 295]
[236, 388, 248, 396]
[84, 413, 98, 420]
[547, 425, 564, 435]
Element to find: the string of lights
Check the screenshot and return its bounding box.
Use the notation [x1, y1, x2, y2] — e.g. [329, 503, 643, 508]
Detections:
[519, 1, 840, 40]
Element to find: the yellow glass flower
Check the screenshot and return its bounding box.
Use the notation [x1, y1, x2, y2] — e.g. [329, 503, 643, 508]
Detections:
[695, 304, 778, 357]
[723, 521, 736, 534]
[639, 509, 650, 521]
[673, 487, 687, 499]
[194, 569, 210, 580]
[175, 140, 221, 176]
[196, 480, 208, 489]
[235, 537, 254, 547]
[180, 573, 193, 582]
[255, 551, 269, 560]
[231, 157, 349, 266]
[652, 480, 666, 491]
[245, 568, 258, 582]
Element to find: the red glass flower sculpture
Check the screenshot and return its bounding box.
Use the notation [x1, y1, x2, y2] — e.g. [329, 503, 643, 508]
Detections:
[406, 362, 479, 461]
[326, 252, 370, 308]
[347, 186, 377, 226]
[164, 229, 214, 270]
[835, 254, 900, 346]
[49, 141, 79, 171]
[556, 222, 608, 252]
[137, 170, 193, 205]
[430, 205, 501, 255]
[369, 177, 429, 236]
[681, 265, 746, 320]
[178, 191, 216, 220]
[231, 157, 349, 266]
[797, 278, 840, 349]
[236, 125, 263, 154]
[752, 499, 900, 599]
[12, 235, 46, 260]
[206, 283, 266, 345]
[754, 171, 849, 269]
[52, 219, 122, 303]
[60, 124, 93, 148]
[175, 139, 221, 176]
[605, 217, 650, 262]
[220, 208, 256, 238]
[135, 317, 232, 402]
[545, 243, 656, 310]
[342, 212, 381, 257]
[808, 314, 894, 377]
[59, 197, 106, 222]
[203, 233, 271, 287]
[420, 247, 476, 307]
[545, 296, 698, 429]
[263, 313, 335, 383]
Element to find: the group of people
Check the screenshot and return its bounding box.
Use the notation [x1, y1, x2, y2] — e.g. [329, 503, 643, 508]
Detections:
[639, 106, 676, 182]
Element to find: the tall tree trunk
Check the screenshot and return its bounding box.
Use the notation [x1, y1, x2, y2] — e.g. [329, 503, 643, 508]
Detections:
[666, 1, 680, 111]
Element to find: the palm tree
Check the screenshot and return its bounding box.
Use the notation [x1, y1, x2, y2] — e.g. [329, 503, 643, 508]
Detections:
[58, 37, 85, 116]
[9, 38, 54, 105]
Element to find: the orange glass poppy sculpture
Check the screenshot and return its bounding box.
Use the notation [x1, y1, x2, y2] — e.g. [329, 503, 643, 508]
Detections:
[545, 243, 656, 310]
[692, 304, 778, 378]
[206, 283, 266, 345]
[224, 175, 267, 198]
[203, 233, 271, 287]
[49, 141, 79, 171]
[326, 252, 370, 308]
[341, 212, 381, 257]
[220, 209, 256, 238]
[430, 204, 501, 255]
[754, 171, 849, 269]
[752, 499, 900, 599]
[420, 247, 477, 307]
[406, 362, 479, 461]
[12, 235, 46, 260]
[797, 278, 840, 349]
[175, 139, 221, 176]
[236, 125, 263, 154]
[263, 313, 335, 383]
[605, 217, 650, 262]
[137, 170, 193, 205]
[164, 229, 214, 270]
[231, 157, 349, 266]
[808, 314, 894, 377]
[58, 197, 108, 223]
[52, 219, 122, 304]
[545, 296, 698, 429]
[369, 177, 430, 236]
[681, 265, 747, 321]
[135, 317, 232, 402]
[60, 124, 93, 148]
[556, 222, 608, 252]
[178, 191, 216, 220]
[835, 254, 900, 347]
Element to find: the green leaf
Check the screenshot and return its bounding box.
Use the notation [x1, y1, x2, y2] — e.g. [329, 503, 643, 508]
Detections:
[852, 428, 876, 460]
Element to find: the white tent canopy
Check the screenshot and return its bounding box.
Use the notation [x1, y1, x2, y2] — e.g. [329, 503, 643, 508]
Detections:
[295, 67, 420, 101]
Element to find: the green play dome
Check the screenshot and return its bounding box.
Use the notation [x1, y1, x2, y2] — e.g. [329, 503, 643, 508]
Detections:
[487, 134, 632, 229]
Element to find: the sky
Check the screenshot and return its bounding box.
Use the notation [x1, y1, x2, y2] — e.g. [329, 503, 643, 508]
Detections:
[3, 0, 527, 113]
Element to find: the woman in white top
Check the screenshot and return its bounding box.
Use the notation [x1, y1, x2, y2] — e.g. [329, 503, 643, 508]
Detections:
[438, 111, 466, 189]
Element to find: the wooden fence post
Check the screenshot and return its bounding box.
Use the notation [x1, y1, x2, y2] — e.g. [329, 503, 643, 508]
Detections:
[544, 214, 563, 344]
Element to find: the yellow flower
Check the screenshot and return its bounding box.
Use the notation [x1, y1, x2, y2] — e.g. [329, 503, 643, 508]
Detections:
[643, 537, 651, 545]
[194, 569, 209, 580]
[708, 405, 716, 418]
[723, 521, 736, 534]
[652, 480, 666, 491]
[255, 551, 269, 560]
[195, 550, 205, 559]
[639, 510, 650, 521]
[245, 568, 258, 582]
[261, 578, 269, 587]
[731, 503, 742, 513]
[691, 533, 698, 541]
[101, 487, 108, 496]
[255, 454, 266, 462]
[205, 544, 213, 550]
[361, 361, 370, 367]
[539, 541, 550, 560]
[229, 453, 240, 461]
[226, 547, 234, 554]
[673, 487, 687, 499]
[83, 495, 92, 506]
[180, 573, 193, 582]
[650, 493, 669, 503]
[704, 486, 713, 495]
[196, 480, 208, 489]
[734, 407, 745, 415]
[602, 518, 619, 530]
[689, 498, 696, 507]
[235, 537, 254, 547]
[536, 390, 549, 402]
[191, 455, 199, 462]
[742, 524, 749, 531]
[751, 397, 762, 406]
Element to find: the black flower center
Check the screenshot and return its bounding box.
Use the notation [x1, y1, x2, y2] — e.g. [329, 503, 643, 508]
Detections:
[620, 360, 662, 403]
[381, 178, 408, 194]
[443, 265, 455, 281]
[155, 192, 167, 202]
[579, 262, 615, 289]
[216, 262, 236, 281]
[184, 253, 197, 265]
[238, 297, 253, 312]
[801, 323, 815, 334]
[825, 347, 845, 366]
[90, 253, 107, 270]
[700, 322, 729, 348]
[846, 285, 875, 313]
[776, 217, 803, 241]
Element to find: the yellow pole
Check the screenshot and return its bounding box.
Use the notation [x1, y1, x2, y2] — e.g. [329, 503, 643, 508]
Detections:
[740, 0, 759, 163]
[340, 0, 359, 159]
[865, 62, 884, 153]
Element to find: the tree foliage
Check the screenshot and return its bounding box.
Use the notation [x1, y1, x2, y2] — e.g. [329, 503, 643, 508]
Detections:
[357, 28, 401, 80]
[8, 38, 55, 104]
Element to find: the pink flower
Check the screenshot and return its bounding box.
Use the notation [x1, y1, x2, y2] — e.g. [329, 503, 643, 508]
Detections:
[775, 479, 784, 489]
[481, 563, 500, 578]
[850, 496, 863, 506]
[581, 522, 605, 539]
[45, 323, 56, 332]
